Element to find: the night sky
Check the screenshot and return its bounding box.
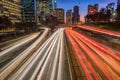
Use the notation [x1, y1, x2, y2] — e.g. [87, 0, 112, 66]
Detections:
[57, 0, 117, 21]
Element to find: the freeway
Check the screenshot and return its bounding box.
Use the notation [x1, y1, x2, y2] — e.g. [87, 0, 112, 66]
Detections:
[0, 26, 119, 80]
[65, 28, 120, 80]
[0, 28, 73, 80]
[76, 25, 120, 38]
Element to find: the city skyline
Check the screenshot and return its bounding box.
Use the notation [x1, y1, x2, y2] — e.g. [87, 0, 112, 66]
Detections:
[57, 0, 117, 21]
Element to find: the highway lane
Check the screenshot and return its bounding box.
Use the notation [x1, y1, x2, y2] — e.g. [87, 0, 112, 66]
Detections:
[36, 29, 64, 80]
[66, 28, 99, 80]
[76, 25, 120, 38]
[0, 28, 50, 80]
[7, 28, 62, 80]
[0, 28, 73, 80]
[65, 28, 120, 80]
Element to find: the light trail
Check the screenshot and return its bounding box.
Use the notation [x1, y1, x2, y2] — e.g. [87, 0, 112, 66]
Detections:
[0, 28, 69, 80]
[65, 28, 120, 80]
[0, 32, 39, 51]
[66, 29, 100, 80]
[0, 32, 39, 60]
[72, 29, 120, 61]
[76, 25, 120, 37]
[0, 28, 50, 80]
[71, 30, 120, 79]
[36, 29, 64, 80]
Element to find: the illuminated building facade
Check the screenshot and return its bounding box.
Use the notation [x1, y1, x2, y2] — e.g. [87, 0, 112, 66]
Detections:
[66, 10, 72, 25]
[36, 0, 57, 24]
[37, 0, 50, 14]
[0, 0, 21, 23]
[88, 4, 98, 14]
[37, 0, 50, 23]
[54, 8, 64, 24]
[37, 0, 57, 14]
[21, 0, 36, 22]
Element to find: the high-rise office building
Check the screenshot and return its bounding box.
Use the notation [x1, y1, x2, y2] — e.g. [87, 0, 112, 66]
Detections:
[88, 4, 98, 14]
[54, 0, 57, 9]
[66, 10, 72, 25]
[36, 0, 57, 24]
[37, 0, 50, 14]
[50, 0, 57, 10]
[37, 0, 50, 24]
[54, 8, 64, 24]
[0, 0, 21, 23]
[21, 0, 36, 22]
[37, 0, 56, 12]
[73, 5, 80, 23]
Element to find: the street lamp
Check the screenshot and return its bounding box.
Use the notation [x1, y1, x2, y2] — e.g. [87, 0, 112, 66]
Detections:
[110, 11, 117, 22]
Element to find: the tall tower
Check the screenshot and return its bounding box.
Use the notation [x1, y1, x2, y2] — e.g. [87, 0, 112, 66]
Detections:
[54, 0, 57, 9]
[54, 8, 64, 24]
[66, 10, 72, 25]
[73, 5, 80, 23]
[36, 0, 50, 24]
[50, 0, 57, 10]
[21, 0, 35, 22]
[0, 0, 21, 23]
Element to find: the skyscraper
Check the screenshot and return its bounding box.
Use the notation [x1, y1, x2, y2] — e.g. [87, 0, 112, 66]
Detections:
[73, 5, 80, 23]
[66, 10, 72, 25]
[37, 0, 50, 15]
[36, 0, 50, 24]
[21, 0, 36, 22]
[0, 0, 21, 23]
[54, 0, 57, 9]
[54, 8, 64, 24]
[36, 0, 57, 24]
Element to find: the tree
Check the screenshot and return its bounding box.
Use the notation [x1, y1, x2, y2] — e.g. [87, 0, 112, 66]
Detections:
[106, 3, 115, 22]
[106, 3, 115, 12]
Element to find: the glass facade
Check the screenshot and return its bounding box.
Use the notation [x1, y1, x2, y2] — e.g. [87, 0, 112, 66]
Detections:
[21, 0, 36, 22]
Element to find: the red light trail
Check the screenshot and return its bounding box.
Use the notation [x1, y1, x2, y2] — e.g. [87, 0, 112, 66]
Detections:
[76, 25, 120, 37]
[65, 28, 120, 80]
